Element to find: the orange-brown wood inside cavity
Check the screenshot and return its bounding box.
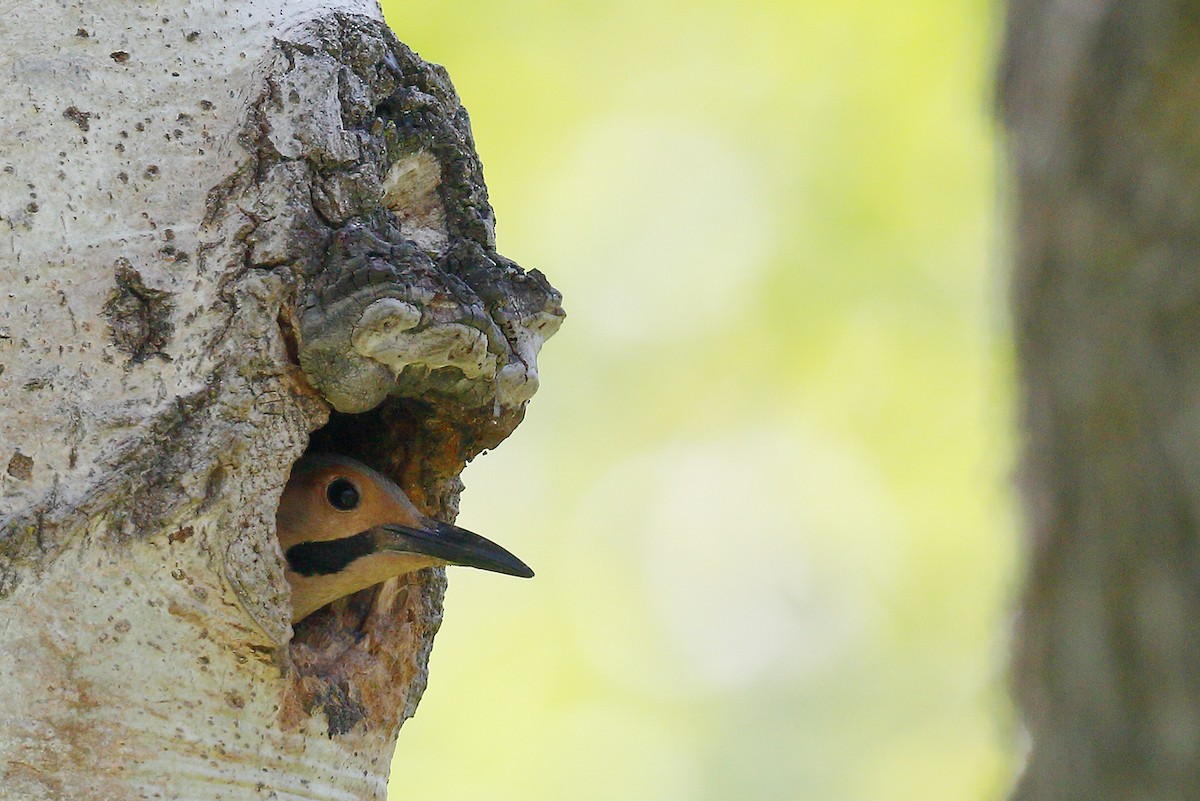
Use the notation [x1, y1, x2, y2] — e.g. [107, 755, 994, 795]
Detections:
[283, 398, 525, 735]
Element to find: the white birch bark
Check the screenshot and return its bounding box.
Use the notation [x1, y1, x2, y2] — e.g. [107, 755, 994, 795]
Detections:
[0, 1, 561, 798]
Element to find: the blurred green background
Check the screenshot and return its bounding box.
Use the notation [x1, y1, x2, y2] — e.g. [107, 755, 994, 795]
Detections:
[381, 1, 1015, 799]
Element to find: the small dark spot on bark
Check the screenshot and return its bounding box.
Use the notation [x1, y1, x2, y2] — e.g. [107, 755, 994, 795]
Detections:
[111, 51, 130, 63]
[143, 165, 160, 180]
[76, 28, 89, 38]
[277, 309, 300, 365]
[63, 106, 91, 131]
[186, 31, 200, 42]
[199, 100, 214, 111]
[169, 526, 194, 544]
[135, 122, 145, 132]
[7, 451, 33, 480]
[203, 465, 225, 502]
[117, 172, 128, 183]
[25, 202, 38, 214]
[103, 259, 175, 363]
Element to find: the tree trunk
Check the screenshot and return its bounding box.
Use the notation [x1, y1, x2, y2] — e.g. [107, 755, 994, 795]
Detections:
[0, 1, 562, 798]
[1003, 3, 1200, 798]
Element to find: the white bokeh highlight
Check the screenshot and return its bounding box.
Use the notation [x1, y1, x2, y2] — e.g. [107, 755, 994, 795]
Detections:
[564, 425, 902, 696]
[528, 115, 775, 345]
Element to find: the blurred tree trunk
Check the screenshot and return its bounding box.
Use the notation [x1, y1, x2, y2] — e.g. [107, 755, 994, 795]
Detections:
[0, 1, 560, 798]
[1003, 3, 1200, 799]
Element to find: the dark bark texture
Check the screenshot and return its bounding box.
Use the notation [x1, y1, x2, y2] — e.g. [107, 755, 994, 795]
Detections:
[1003, 3, 1200, 799]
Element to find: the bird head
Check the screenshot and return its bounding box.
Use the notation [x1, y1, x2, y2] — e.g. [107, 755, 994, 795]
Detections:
[277, 453, 532, 622]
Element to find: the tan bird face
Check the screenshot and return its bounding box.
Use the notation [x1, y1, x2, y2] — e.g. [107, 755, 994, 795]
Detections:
[276, 454, 533, 622]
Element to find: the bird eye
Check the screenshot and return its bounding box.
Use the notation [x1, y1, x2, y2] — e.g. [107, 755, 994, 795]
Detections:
[326, 478, 360, 511]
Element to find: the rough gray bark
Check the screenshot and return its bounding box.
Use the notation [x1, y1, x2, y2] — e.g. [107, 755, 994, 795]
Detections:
[1003, 3, 1200, 799]
[0, 4, 560, 798]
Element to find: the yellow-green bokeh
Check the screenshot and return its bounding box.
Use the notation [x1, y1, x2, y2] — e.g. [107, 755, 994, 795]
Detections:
[380, 2, 1015, 799]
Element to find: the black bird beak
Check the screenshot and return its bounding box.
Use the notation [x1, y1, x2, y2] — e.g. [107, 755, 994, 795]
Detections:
[380, 520, 535, 578]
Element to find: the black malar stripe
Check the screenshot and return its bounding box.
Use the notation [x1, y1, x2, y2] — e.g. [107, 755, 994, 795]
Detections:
[285, 529, 375, 576]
